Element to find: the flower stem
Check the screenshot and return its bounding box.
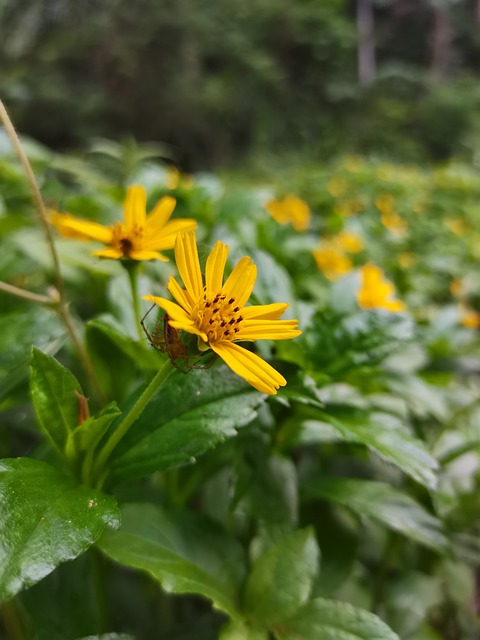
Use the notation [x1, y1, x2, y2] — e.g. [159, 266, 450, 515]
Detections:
[0, 98, 105, 404]
[93, 359, 175, 486]
[0, 280, 55, 305]
[124, 261, 144, 342]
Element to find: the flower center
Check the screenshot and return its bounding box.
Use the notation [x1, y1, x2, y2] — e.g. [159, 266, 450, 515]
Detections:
[112, 223, 143, 256]
[195, 292, 243, 344]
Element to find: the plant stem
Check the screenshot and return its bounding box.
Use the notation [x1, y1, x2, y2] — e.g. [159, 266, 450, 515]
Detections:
[124, 261, 144, 342]
[93, 359, 175, 485]
[0, 98, 105, 403]
[0, 280, 55, 305]
[371, 532, 399, 613]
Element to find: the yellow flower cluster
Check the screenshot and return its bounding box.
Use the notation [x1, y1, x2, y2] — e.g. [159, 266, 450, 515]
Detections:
[375, 193, 407, 237]
[265, 195, 311, 232]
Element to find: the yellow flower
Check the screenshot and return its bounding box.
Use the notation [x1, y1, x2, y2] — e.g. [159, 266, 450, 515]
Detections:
[312, 243, 353, 281]
[450, 278, 464, 299]
[461, 309, 480, 329]
[50, 185, 197, 261]
[335, 230, 364, 254]
[356, 264, 406, 312]
[334, 199, 364, 217]
[327, 176, 347, 198]
[375, 193, 395, 214]
[143, 232, 301, 394]
[445, 217, 466, 237]
[381, 211, 407, 237]
[397, 252, 417, 269]
[265, 195, 311, 232]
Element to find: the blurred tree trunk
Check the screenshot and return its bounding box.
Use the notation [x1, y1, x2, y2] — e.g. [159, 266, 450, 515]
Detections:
[430, 4, 453, 80]
[357, 0, 376, 85]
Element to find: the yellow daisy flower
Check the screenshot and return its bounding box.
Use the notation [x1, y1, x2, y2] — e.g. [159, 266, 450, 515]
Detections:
[335, 230, 364, 254]
[312, 243, 353, 281]
[265, 195, 311, 232]
[143, 232, 301, 395]
[356, 264, 406, 312]
[461, 309, 480, 329]
[50, 185, 197, 261]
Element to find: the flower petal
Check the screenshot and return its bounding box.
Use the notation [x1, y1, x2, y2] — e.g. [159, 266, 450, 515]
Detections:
[241, 303, 290, 320]
[210, 341, 286, 395]
[142, 295, 193, 326]
[50, 212, 113, 243]
[146, 196, 176, 230]
[235, 319, 301, 341]
[222, 256, 257, 308]
[167, 276, 194, 313]
[124, 186, 147, 229]
[129, 250, 169, 261]
[142, 218, 198, 251]
[174, 232, 204, 300]
[93, 248, 123, 259]
[206, 241, 229, 295]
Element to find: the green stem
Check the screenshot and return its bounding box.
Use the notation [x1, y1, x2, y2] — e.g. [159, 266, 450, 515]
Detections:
[124, 261, 144, 342]
[93, 359, 175, 485]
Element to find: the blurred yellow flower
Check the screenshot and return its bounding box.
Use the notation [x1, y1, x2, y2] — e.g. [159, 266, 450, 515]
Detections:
[265, 195, 311, 232]
[397, 252, 417, 269]
[356, 264, 406, 312]
[144, 232, 301, 394]
[450, 278, 465, 299]
[381, 211, 407, 237]
[445, 217, 466, 237]
[327, 176, 347, 197]
[313, 243, 353, 281]
[375, 193, 395, 214]
[336, 230, 364, 254]
[164, 165, 194, 190]
[335, 199, 364, 217]
[343, 155, 364, 173]
[50, 185, 197, 261]
[460, 306, 480, 329]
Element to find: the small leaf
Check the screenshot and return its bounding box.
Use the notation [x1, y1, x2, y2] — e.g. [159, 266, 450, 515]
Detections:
[244, 528, 319, 627]
[98, 503, 246, 617]
[0, 458, 120, 603]
[304, 478, 448, 552]
[276, 597, 399, 639]
[110, 367, 265, 483]
[30, 347, 83, 456]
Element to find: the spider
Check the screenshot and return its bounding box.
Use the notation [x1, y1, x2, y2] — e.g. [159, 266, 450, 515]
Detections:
[141, 305, 216, 372]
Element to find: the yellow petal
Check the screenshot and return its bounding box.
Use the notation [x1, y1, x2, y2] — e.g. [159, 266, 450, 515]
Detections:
[174, 232, 204, 300]
[142, 218, 198, 251]
[211, 341, 286, 395]
[142, 295, 193, 326]
[242, 303, 289, 320]
[384, 299, 406, 312]
[93, 248, 123, 259]
[50, 213, 113, 243]
[168, 320, 208, 342]
[124, 186, 147, 229]
[167, 276, 195, 313]
[361, 264, 383, 287]
[222, 256, 257, 307]
[146, 196, 176, 230]
[129, 250, 169, 261]
[206, 241, 229, 294]
[235, 319, 301, 341]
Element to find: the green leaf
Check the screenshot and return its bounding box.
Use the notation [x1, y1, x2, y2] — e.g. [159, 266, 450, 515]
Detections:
[313, 411, 438, 490]
[0, 458, 120, 603]
[30, 346, 83, 456]
[109, 367, 265, 482]
[276, 598, 399, 639]
[98, 503, 246, 617]
[304, 478, 447, 552]
[219, 619, 268, 640]
[244, 528, 319, 627]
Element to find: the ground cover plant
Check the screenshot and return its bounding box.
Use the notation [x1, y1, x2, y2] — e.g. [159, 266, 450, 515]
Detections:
[0, 103, 480, 640]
